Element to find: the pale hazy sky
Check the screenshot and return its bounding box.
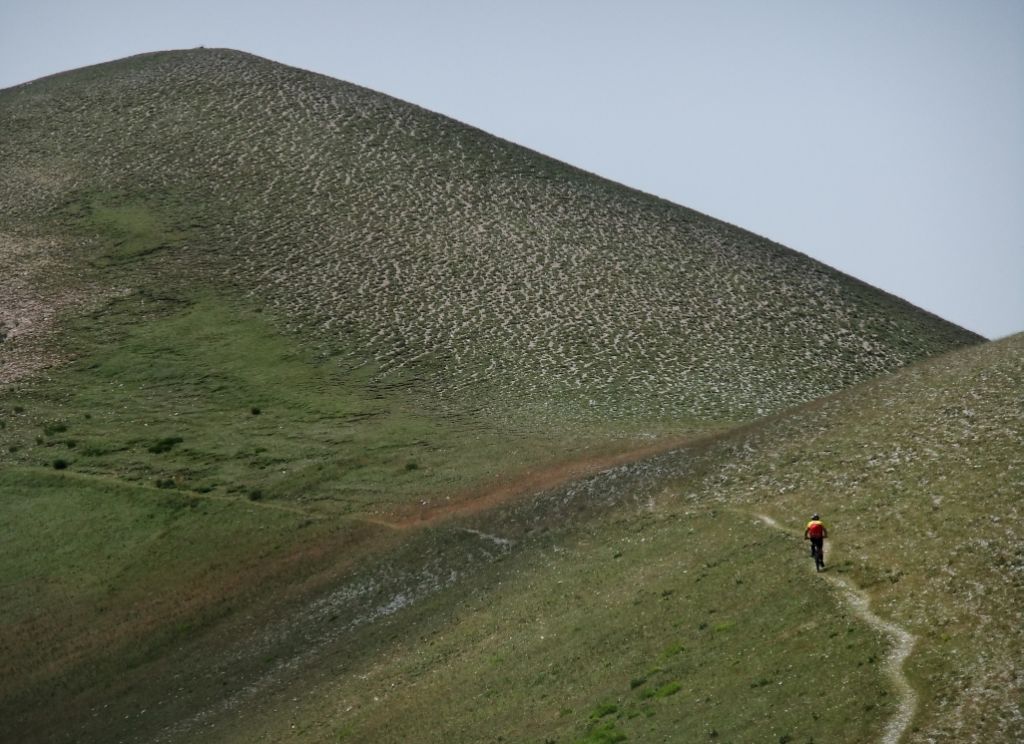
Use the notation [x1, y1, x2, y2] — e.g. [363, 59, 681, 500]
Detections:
[2, 0, 1021, 338]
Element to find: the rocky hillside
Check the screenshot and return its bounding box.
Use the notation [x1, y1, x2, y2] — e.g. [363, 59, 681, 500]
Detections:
[0, 48, 980, 427]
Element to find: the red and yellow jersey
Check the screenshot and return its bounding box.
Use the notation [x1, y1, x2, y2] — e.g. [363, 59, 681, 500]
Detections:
[805, 520, 826, 539]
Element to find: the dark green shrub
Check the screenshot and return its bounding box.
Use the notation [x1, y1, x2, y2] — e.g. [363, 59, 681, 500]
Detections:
[149, 436, 183, 454]
[53, 459, 69, 470]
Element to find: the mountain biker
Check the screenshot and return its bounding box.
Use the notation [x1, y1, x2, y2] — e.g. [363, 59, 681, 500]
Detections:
[804, 513, 828, 568]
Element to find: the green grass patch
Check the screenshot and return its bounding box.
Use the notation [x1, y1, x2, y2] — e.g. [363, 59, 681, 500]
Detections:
[576, 722, 628, 743]
[660, 641, 685, 660]
[0, 293, 633, 514]
[0, 465, 333, 696]
[653, 681, 682, 698]
[589, 703, 618, 719]
[61, 192, 187, 264]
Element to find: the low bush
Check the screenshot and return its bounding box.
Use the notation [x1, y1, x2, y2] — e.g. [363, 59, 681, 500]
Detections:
[148, 436, 184, 454]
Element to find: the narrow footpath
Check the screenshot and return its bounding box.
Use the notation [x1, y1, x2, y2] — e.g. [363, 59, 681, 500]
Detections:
[755, 513, 918, 744]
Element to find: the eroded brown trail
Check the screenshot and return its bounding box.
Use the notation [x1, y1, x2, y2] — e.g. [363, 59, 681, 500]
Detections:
[368, 434, 696, 530]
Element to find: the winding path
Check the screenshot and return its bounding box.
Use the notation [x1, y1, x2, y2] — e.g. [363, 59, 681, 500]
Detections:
[755, 513, 918, 744]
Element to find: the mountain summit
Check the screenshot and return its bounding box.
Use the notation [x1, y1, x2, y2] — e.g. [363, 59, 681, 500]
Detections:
[0, 48, 980, 427]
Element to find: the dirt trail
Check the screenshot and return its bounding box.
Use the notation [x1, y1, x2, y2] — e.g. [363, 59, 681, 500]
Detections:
[755, 513, 918, 744]
[370, 435, 696, 530]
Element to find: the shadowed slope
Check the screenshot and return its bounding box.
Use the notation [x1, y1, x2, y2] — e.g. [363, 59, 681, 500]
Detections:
[1, 48, 980, 426]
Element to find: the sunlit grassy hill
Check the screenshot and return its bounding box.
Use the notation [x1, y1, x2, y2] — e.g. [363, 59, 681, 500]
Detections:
[1, 48, 979, 428]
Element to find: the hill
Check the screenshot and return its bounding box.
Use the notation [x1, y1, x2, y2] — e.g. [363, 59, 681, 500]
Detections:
[0, 49, 1008, 743]
[1, 48, 979, 429]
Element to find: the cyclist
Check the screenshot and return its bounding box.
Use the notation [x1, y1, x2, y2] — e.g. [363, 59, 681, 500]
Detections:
[804, 513, 828, 569]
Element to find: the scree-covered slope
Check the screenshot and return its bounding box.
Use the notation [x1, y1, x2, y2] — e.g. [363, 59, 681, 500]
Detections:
[0, 48, 981, 428]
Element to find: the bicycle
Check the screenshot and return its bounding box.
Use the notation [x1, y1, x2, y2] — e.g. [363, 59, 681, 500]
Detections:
[810, 541, 825, 572]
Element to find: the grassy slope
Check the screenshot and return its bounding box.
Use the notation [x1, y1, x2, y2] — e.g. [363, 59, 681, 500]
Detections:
[0, 463, 419, 744]
[226, 510, 893, 744]
[0, 292, 688, 742]
[695, 333, 1024, 742]
[1, 293, 640, 513]
[0, 469, 329, 701]
[139, 335, 1020, 744]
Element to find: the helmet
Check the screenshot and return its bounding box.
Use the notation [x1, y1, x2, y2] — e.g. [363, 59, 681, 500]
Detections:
[811, 513, 820, 520]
